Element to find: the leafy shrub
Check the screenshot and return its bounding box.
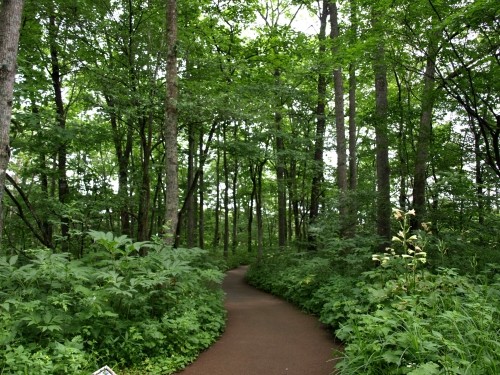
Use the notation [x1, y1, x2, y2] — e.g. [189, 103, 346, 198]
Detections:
[247, 209, 500, 374]
[0, 232, 226, 374]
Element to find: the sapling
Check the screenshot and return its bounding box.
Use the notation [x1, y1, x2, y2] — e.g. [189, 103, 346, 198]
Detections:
[372, 208, 429, 292]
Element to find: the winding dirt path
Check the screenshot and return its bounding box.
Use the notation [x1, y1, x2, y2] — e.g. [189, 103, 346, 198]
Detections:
[177, 266, 341, 375]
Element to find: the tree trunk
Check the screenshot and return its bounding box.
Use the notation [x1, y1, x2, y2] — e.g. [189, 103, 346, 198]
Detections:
[213, 135, 221, 249]
[231, 124, 239, 254]
[137, 115, 152, 243]
[49, 13, 70, 252]
[347, 0, 358, 237]
[394, 71, 408, 211]
[412, 31, 439, 229]
[186, 122, 196, 247]
[274, 69, 287, 249]
[0, 0, 24, 244]
[106, 95, 132, 236]
[330, 1, 348, 237]
[198, 130, 205, 248]
[255, 160, 266, 260]
[309, 0, 329, 228]
[372, 8, 391, 246]
[164, 0, 179, 246]
[474, 128, 484, 226]
[223, 123, 230, 258]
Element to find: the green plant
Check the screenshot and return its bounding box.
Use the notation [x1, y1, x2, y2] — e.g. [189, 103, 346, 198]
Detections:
[0, 232, 226, 374]
[372, 209, 428, 292]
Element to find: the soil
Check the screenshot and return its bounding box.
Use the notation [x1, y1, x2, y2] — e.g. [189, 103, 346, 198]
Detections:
[177, 266, 341, 375]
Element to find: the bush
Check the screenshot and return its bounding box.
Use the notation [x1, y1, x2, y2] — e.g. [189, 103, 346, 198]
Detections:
[247, 210, 500, 374]
[0, 232, 226, 374]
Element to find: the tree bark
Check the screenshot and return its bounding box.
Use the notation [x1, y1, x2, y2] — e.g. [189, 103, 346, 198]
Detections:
[231, 124, 239, 254]
[137, 115, 152, 243]
[372, 8, 391, 247]
[186, 122, 196, 247]
[274, 69, 287, 249]
[330, 1, 348, 237]
[49, 13, 70, 252]
[198, 130, 205, 248]
[0, 0, 24, 244]
[309, 0, 329, 227]
[347, 0, 358, 237]
[223, 122, 230, 258]
[105, 95, 133, 237]
[413, 31, 439, 229]
[164, 0, 179, 246]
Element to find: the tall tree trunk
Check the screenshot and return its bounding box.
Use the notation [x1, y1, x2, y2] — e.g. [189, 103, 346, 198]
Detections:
[164, 0, 179, 246]
[213, 136, 221, 249]
[31, 103, 53, 246]
[248, 164, 256, 253]
[106, 95, 132, 236]
[198, 130, 205, 248]
[474, 128, 484, 226]
[49, 13, 70, 252]
[186, 122, 196, 247]
[223, 122, 230, 258]
[347, 0, 358, 237]
[330, 1, 348, 237]
[231, 124, 239, 254]
[289, 159, 301, 241]
[274, 69, 287, 249]
[372, 8, 391, 247]
[309, 0, 329, 229]
[137, 115, 152, 243]
[255, 160, 266, 260]
[0, 0, 24, 245]
[412, 31, 439, 229]
[394, 71, 408, 211]
[308, 1, 329, 250]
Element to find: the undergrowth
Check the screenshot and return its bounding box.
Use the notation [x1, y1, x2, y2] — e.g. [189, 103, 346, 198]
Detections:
[246, 209, 500, 374]
[0, 231, 226, 374]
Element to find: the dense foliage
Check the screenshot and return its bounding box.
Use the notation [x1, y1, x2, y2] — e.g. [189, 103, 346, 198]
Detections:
[0, 232, 226, 374]
[1, 0, 498, 372]
[247, 210, 500, 374]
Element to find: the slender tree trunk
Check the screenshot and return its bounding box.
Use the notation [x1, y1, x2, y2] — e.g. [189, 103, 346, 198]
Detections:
[49, 13, 70, 252]
[290, 159, 301, 241]
[330, 1, 348, 237]
[372, 9, 391, 246]
[0, 0, 24, 245]
[394, 71, 408, 211]
[256, 160, 266, 260]
[106, 95, 132, 236]
[347, 0, 358, 237]
[164, 0, 179, 246]
[31, 103, 53, 246]
[137, 115, 152, 243]
[223, 123, 230, 258]
[309, 0, 329, 229]
[248, 165, 256, 253]
[474, 127, 484, 225]
[186, 122, 196, 247]
[231, 125, 239, 254]
[412, 32, 439, 229]
[213, 136, 221, 249]
[274, 69, 287, 249]
[198, 130, 205, 248]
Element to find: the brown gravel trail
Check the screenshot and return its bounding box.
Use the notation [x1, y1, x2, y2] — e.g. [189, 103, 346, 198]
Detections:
[177, 266, 341, 375]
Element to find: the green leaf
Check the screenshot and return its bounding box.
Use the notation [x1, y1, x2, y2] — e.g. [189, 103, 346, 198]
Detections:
[9, 255, 18, 266]
[382, 350, 402, 365]
[407, 362, 440, 375]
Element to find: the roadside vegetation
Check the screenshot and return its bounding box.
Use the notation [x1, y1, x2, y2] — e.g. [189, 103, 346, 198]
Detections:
[247, 209, 500, 375]
[0, 231, 226, 374]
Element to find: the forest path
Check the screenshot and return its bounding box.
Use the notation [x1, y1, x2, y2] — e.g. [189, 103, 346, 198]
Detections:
[176, 266, 341, 375]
